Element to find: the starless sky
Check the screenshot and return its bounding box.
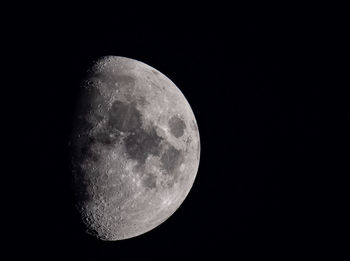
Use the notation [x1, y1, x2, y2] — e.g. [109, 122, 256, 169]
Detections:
[5, 5, 325, 259]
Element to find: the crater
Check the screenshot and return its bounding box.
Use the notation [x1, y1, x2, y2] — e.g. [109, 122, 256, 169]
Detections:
[108, 101, 142, 132]
[168, 115, 186, 138]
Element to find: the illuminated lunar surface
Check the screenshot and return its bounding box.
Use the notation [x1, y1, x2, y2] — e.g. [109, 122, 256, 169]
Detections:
[70, 56, 200, 240]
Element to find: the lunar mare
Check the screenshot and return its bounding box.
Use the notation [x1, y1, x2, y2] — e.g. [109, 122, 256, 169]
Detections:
[70, 56, 200, 240]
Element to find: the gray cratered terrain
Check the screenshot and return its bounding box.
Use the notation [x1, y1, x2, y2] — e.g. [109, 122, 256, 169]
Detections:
[70, 56, 200, 240]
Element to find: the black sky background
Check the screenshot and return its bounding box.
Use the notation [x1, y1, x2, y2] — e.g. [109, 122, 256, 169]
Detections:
[4, 5, 329, 259]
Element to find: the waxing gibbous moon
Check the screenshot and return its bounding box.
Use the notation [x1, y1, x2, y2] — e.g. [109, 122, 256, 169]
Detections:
[70, 56, 200, 240]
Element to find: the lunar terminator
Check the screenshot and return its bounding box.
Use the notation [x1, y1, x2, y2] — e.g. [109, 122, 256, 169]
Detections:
[71, 56, 200, 240]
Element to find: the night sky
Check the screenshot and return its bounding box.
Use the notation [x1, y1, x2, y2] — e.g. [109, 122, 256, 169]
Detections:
[5, 4, 327, 259]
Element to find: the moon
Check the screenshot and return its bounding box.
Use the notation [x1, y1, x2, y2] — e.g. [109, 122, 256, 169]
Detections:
[70, 56, 200, 240]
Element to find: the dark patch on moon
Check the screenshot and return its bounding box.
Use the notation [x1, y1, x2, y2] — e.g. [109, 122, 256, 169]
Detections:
[81, 145, 97, 162]
[142, 173, 157, 189]
[79, 137, 100, 162]
[160, 145, 184, 175]
[168, 116, 186, 138]
[124, 126, 163, 165]
[76, 86, 103, 118]
[137, 96, 148, 107]
[108, 101, 142, 132]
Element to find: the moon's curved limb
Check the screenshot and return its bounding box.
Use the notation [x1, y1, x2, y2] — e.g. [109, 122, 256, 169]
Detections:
[71, 56, 200, 240]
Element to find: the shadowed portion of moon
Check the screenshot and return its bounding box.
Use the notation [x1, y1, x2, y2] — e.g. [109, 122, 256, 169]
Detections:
[71, 56, 200, 241]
